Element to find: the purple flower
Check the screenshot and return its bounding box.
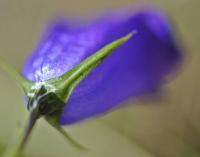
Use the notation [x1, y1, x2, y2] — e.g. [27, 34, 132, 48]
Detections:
[23, 8, 182, 125]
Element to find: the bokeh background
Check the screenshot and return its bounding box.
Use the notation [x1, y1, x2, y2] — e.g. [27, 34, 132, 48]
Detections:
[0, 0, 199, 157]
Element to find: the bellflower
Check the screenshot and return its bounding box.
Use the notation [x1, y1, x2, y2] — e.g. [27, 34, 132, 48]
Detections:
[0, 7, 184, 155]
[23, 8, 182, 125]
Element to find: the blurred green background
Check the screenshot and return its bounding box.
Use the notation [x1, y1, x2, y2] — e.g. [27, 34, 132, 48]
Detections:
[0, 0, 200, 157]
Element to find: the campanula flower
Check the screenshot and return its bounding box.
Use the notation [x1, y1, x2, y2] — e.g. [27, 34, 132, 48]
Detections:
[0, 7, 184, 155]
[23, 8, 182, 125]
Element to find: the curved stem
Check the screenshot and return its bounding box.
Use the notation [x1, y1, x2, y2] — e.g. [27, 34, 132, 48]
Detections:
[3, 110, 39, 157]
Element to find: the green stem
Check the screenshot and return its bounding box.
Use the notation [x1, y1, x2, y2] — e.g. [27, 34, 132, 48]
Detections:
[18, 109, 39, 154]
[3, 110, 39, 157]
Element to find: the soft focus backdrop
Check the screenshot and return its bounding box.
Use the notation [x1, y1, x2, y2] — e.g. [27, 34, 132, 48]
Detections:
[0, 0, 199, 157]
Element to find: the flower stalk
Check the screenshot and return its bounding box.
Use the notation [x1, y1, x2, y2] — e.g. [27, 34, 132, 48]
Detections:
[2, 109, 39, 157]
[17, 108, 39, 155]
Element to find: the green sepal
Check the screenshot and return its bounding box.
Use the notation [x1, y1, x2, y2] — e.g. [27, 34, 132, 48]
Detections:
[45, 115, 87, 150]
[43, 32, 134, 125]
[48, 32, 134, 102]
[43, 32, 134, 150]
[0, 57, 34, 93]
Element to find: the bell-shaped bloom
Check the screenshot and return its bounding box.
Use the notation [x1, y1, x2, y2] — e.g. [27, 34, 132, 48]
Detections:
[23, 8, 182, 125]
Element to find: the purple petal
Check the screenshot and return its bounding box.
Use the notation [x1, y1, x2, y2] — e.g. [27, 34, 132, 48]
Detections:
[23, 8, 182, 125]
